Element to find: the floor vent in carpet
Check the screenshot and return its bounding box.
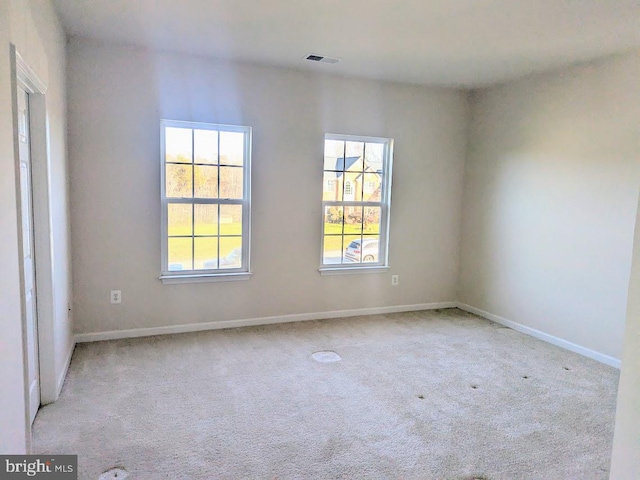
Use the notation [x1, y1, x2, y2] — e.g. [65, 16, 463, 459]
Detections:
[311, 350, 341, 363]
[99, 467, 129, 479]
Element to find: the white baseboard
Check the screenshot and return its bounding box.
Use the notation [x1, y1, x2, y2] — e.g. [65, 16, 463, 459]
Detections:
[74, 301, 621, 369]
[456, 302, 621, 369]
[75, 302, 457, 343]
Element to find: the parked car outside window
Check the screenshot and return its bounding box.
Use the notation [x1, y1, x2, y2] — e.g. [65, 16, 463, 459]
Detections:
[344, 238, 379, 263]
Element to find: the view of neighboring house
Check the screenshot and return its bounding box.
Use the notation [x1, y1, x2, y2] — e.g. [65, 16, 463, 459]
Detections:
[323, 155, 383, 203]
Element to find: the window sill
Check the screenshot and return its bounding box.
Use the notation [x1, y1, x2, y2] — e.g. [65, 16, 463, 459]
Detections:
[318, 266, 390, 276]
[159, 272, 252, 284]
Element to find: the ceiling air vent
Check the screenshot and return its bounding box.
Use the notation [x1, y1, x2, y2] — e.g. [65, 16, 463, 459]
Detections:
[305, 54, 340, 64]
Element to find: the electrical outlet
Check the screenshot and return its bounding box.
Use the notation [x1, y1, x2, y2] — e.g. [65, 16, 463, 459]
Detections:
[391, 275, 399, 286]
[110, 290, 122, 304]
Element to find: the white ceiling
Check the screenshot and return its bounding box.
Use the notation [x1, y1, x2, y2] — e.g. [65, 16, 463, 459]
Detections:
[52, 0, 640, 87]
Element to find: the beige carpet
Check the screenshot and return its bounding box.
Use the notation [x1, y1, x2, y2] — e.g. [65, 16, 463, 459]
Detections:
[33, 308, 618, 479]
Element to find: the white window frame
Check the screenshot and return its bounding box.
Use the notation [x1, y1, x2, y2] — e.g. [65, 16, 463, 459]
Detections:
[159, 120, 252, 284]
[319, 133, 394, 275]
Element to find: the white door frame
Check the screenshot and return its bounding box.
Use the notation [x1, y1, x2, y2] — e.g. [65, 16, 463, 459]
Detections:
[10, 45, 58, 417]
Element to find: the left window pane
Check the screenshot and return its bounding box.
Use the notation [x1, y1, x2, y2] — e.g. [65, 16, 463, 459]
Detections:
[166, 164, 192, 198]
[162, 121, 250, 277]
[168, 204, 192, 236]
[168, 237, 192, 271]
[165, 128, 192, 163]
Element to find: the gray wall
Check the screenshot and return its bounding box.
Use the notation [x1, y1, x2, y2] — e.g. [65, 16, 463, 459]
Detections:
[67, 39, 469, 334]
[459, 52, 640, 360]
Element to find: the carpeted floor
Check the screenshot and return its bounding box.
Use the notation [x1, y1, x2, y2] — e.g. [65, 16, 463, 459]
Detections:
[33, 308, 618, 479]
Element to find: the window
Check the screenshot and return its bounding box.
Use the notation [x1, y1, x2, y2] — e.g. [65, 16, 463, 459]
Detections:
[364, 181, 376, 193]
[344, 180, 355, 201]
[160, 120, 251, 282]
[324, 179, 336, 192]
[321, 134, 393, 271]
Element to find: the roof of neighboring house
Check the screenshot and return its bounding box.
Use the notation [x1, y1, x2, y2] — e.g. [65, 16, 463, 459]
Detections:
[334, 156, 383, 177]
[334, 156, 361, 177]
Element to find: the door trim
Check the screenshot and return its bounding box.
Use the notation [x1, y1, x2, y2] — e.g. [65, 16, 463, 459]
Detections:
[15, 52, 46, 94]
[10, 45, 58, 431]
[17, 84, 40, 425]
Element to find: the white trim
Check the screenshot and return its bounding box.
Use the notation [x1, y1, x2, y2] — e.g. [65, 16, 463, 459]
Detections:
[75, 302, 457, 343]
[326, 133, 391, 143]
[11, 44, 61, 425]
[159, 272, 252, 284]
[52, 342, 75, 402]
[319, 266, 390, 275]
[456, 302, 621, 369]
[27, 92, 57, 405]
[15, 52, 47, 95]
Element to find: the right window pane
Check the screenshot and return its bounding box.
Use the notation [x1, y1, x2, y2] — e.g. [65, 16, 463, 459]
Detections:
[220, 166, 243, 199]
[321, 135, 393, 268]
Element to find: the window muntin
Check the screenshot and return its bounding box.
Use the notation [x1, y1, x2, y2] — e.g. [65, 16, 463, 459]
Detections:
[161, 120, 251, 277]
[321, 134, 393, 268]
